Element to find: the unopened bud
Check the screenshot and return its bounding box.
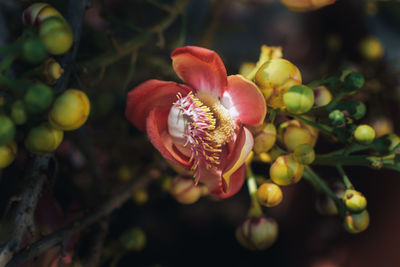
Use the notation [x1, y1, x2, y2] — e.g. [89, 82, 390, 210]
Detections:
[0, 141, 17, 169]
[42, 58, 64, 84]
[170, 176, 203, 204]
[119, 227, 146, 251]
[343, 189, 367, 213]
[24, 83, 54, 114]
[342, 71, 365, 93]
[255, 58, 302, 108]
[39, 16, 74, 55]
[253, 123, 277, 154]
[329, 110, 345, 126]
[257, 182, 283, 207]
[293, 144, 315, 165]
[359, 36, 383, 61]
[25, 123, 63, 154]
[354, 125, 375, 145]
[22, 2, 63, 26]
[20, 37, 47, 64]
[280, 119, 318, 151]
[313, 86, 332, 107]
[235, 217, 278, 250]
[344, 210, 369, 234]
[283, 85, 314, 114]
[270, 154, 303, 186]
[132, 190, 149, 205]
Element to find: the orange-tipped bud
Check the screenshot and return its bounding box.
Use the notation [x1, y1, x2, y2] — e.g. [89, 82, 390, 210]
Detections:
[255, 58, 302, 108]
[270, 154, 303, 186]
[257, 182, 283, 207]
[344, 210, 370, 234]
[235, 217, 278, 250]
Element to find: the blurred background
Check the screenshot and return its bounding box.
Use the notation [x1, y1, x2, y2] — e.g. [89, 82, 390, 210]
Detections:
[1, 0, 400, 266]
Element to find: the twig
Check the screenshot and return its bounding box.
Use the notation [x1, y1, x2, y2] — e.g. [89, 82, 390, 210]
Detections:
[0, 155, 51, 267]
[6, 170, 160, 267]
[82, 219, 110, 267]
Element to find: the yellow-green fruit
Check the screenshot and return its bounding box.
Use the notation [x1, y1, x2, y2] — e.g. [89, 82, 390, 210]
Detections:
[0, 141, 17, 168]
[313, 86, 332, 107]
[39, 16, 74, 55]
[255, 58, 302, 108]
[354, 125, 375, 145]
[343, 189, 367, 213]
[270, 155, 303, 186]
[283, 85, 314, 114]
[235, 217, 278, 250]
[257, 182, 283, 207]
[293, 144, 315, 165]
[0, 115, 16, 146]
[25, 123, 63, 154]
[253, 123, 277, 154]
[119, 227, 146, 252]
[170, 176, 202, 204]
[344, 210, 370, 234]
[359, 36, 383, 61]
[49, 89, 90, 131]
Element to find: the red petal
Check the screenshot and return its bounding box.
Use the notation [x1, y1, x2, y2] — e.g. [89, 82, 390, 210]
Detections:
[221, 75, 266, 126]
[146, 106, 191, 168]
[171, 46, 227, 96]
[210, 165, 245, 199]
[125, 79, 192, 131]
[221, 127, 254, 191]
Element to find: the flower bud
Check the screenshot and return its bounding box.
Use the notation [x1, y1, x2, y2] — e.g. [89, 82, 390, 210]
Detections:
[24, 83, 54, 114]
[170, 176, 203, 204]
[293, 143, 315, 165]
[253, 123, 277, 154]
[313, 86, 332, 107]
[25, 123, 63, 154]
[370, 117, 393, 138]
[132, 190, 149, 205]
[11, 100, 27, 125]
[0, 115, 15, 146]
[239, 62, 255, 77]
[335, 100, 366, 121]
[359, 36, 383, 61]
[119, 227, 146, 252]
[49, 89, 90, 131]
[235, 217, 278, 250]
[343, 189, 367, 213]
[39, 17, 74, 55]
[42, 58, 64, 84]
[283, 85, 314, 114]
[280, 0, 335, 12]
[342, 71, 365, 93]
[20, 37, 47, 64]
[22, 3, 63, 26]
[257, 182, 283, 207]
[255, 58, 302, 108]
[344, 210, 370, 234]
[329, 110, 345, 126]
[270, 154, 303, 186]
[354, 125, 375, 145]
[279, 119, 318, 151]
[0, 141, 17, 169]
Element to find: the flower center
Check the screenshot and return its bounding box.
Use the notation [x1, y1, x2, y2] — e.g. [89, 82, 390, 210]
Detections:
[168, 91, 235, 181]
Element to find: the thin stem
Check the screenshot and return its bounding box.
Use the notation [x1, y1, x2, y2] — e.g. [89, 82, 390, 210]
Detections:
[292, 114, 334, 135]
[326, 92, 345, 111]
[303, 166, 346, 216]
[245, 165, 263, 218]
[336, 165, 353, 189]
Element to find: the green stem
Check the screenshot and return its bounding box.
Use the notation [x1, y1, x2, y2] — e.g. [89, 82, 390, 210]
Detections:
[303, 166, 346, 216]
[314, 154, 395, 167]
[336, 165, 353, 189]
[291, 114, 333, 135]
[246, 165, 263, 218]
[326, 92, 345, 111]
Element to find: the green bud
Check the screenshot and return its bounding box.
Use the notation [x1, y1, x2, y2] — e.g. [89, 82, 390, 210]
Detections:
[119, 227, 146, 252]
[235, 217, 278, 250]
[334, 100, 366, 120]
[344, 210, 369, 234]
[342, 71, 365, 92]
[293, 144, 315, 165]
[283, 85, 314, 114]
[0, 115, 16, 146]
[20, 37, 47, 64]
[354, 125, 375, 145]
[39, 17, 74, 55]
[25, 123, 63, 154]
[329, 110, 345, 126]
[343, 189, 367, 213]
[11, 100, 27, 125]
[24, 83, 54, 114]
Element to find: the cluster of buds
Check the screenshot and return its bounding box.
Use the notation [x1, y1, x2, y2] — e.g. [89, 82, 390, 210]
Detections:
[0, 3, 90, 170]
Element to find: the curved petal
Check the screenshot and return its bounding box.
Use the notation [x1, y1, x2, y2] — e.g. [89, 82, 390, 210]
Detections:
[210, 165, 245, 199]
[171, 46, 227, 96]
[146, 106, 191, 168]
[126, 79, 192, 131]
[221, 75, 266, 126]
[221, 127, 254, 191]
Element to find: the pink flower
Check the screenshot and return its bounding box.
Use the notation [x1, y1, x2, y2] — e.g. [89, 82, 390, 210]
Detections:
[126, 46, 266, 198]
